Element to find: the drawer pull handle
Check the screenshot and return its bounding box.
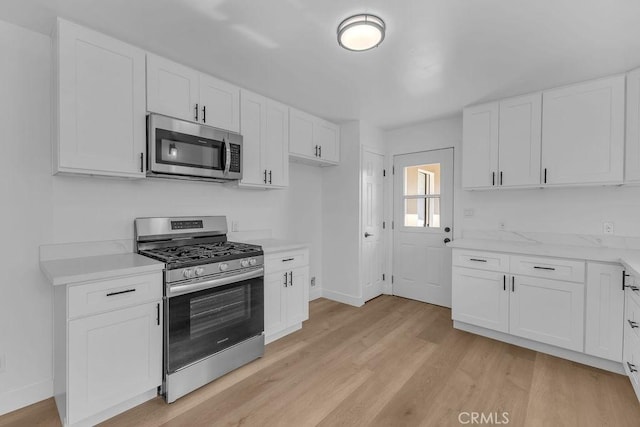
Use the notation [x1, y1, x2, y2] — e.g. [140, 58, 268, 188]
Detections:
[630, 286, 640, 293]
[629, 320, 640, 329]
[469, 258, 487, 263]
[533, 266, 556, 271]
[628, 362, 638, 373]
[106, 289, 136, 297]
[282, 258, 294, 262]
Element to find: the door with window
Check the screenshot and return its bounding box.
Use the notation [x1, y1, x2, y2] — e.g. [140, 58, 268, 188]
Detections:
[393, 148, 453, 307]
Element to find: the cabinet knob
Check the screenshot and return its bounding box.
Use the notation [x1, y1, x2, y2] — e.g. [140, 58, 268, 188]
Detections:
[443, 238, 451, 244]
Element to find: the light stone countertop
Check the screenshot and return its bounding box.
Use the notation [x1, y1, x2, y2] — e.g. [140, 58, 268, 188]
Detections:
[40, 253, 165, 286]
[244, 238, 310, 254]
[448, 239, 640, 276]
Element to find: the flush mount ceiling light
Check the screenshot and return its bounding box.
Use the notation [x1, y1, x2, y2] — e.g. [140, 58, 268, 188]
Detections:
[337, 14, 386, 51]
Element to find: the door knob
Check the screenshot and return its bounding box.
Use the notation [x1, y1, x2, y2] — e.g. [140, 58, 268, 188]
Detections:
[444, 227, 451, 233]
[364, 232, 373, 238]
[443, 238, 451, 244]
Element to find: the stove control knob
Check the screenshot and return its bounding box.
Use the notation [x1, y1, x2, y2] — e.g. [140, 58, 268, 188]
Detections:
[249, 258, 257, 266]
[183, 269, 194, 279]
[195, 267, 205, 276]
[219, 263, 229, 272]
[241, 259, 249, 268]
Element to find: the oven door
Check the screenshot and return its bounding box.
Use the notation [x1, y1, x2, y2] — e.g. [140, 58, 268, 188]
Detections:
[166, 275, 264, 374]
[148, 114, 242, 180]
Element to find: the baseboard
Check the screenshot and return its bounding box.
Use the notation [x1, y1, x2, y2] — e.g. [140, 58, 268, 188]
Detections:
[309, 287, 322, 301]
[321, 289, 364, 307]
[454, 321, 625, 375]
[0, 378, 53, 416]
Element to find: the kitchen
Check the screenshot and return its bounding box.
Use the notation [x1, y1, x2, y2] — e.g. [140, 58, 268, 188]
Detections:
[2, 0, 640, 426]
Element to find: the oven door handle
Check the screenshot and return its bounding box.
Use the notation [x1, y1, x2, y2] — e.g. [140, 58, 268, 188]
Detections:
[167, 267, 263, 297]
[223, 138, 231, 176]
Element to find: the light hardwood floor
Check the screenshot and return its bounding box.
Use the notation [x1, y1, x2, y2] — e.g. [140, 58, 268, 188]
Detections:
[2, 295, 639, 426]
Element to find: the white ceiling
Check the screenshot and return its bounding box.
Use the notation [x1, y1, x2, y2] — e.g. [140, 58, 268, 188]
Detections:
[2, 0, 640, 130]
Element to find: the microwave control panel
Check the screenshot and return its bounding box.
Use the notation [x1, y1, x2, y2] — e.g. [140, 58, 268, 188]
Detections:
[230, 144, 241, 173]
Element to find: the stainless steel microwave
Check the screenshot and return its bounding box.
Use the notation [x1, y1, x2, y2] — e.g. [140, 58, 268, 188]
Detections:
[147, 114, 242, 182]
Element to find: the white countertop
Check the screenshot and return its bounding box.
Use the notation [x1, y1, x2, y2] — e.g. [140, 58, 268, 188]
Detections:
[448, 239, 640, 275]
[40, 253, 165, 286]
[245, 238, 310, 254]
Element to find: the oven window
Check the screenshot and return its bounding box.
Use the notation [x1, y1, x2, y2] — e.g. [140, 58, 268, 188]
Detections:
[156, 129, 223, 170]
[167, 277, 263, 373]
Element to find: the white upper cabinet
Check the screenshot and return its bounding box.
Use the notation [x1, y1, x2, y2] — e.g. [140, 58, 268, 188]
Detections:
[199, 74, 240, 133]
[239, 90, 289, 188]
[541, 75, 625, 185]
[146, 54, 199, 123]
[462, 102, 499, 189]
[54, 19, 146, 178]
[626, 67, 640, 182]
[289, 108, 340, 165]
[146, 54, 240, 133]
[498, 93, 542, 187]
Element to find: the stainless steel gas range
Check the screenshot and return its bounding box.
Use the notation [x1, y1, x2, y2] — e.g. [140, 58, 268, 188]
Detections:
[134, 216, 264, 403]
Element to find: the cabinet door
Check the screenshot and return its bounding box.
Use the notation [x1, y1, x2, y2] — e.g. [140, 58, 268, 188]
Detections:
[626, 68, 640, 182]
[289, 108, 316, 159]
[240, 90, 266, 186]
[452, 267, 509, 333]
[287, 267, 309, 325]
[146, 54, 199, 122]
[56, 19, 146, 177]
[264, 271, 287, 337]
[462, 102, 499, 189]
[316, 120, 340, 163]
[498, 93, 542, 187]
[585, 263, 624, 362]
[199, 74, 240, 132]
[264, 99, 290, 187]
[510, 276, 584, 352]
[67, 302, 162, 424]
[541, 76, 625, 185]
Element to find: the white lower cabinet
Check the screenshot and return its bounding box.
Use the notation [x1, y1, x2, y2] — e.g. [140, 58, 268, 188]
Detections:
[452, 268, 508, 333]
[54, 271, 163, 426]
[624, 274, 640, 400]
[585, 263, 624, 362]
[263, 248, 309, 343]
[510, 275, 584, 352]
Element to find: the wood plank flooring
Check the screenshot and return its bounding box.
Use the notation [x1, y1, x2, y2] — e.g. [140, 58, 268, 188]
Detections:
[2, 295, 639, 426]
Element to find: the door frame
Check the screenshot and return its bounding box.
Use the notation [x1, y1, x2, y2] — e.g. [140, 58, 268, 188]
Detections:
[389, 147, 456, 297]
[360, 145, 386, 301]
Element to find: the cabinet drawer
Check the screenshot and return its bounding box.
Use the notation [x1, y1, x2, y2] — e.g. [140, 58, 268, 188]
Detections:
[510, 255, 585, 282]
[624, 323, 640, 388]
[452, 250, 509, 272]
[68, 272, 162, 319]
[265, 250, 308, 274]
[626, 292, 640, 341]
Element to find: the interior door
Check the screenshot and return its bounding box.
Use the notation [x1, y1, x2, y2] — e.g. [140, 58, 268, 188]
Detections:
[361, 149, 385, 302]
[393, 148, 454, 307]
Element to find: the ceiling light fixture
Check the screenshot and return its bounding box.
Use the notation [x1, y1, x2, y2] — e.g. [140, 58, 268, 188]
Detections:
[337, 14, 386, 52]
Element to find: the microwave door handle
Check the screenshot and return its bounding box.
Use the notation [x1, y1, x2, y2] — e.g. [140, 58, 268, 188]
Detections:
[223, 138, 231, 175]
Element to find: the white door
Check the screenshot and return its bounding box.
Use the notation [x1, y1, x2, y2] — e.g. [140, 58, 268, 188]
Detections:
[264, 271, 287, 338]
[239, 89, 266, 186]
[509, 275, 584, 352]
[361, 149, 385, 302]
[146, 54, 199, 123]
[393, 148, 454, 307]
[462, 102, 499, 189]
[541, 75, 625, 185]
[452, 268, 509, 333]
[289, 108, 315, 158]
[199, 74, 240, 132]
[67, 302, 162, 424]
[287, 267, 309, 325]
[316, 120, 340, 163]
[498, 93, 542, 187]
[57, 19, 146, 177]
[264, 99, 289, 187]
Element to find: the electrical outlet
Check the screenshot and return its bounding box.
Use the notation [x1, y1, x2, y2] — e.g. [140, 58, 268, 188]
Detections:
[231, 221, 239, 232]
[464, 208, 475, 217]
[0, 353, 6, 374]
[310, 277, 316, 287]
[498, 221, 506, 231]
[603, 222, 614, 235]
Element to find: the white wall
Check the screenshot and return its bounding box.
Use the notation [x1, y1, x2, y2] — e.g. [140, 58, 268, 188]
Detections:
[384, 115, 640, 245]
[0, 19, 324, 415]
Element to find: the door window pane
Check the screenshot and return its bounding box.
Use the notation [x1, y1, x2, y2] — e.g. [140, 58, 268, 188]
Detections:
[404, 163, 440, 196]
[403, 163, 441, 228]
[404, 197, 441, 228]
